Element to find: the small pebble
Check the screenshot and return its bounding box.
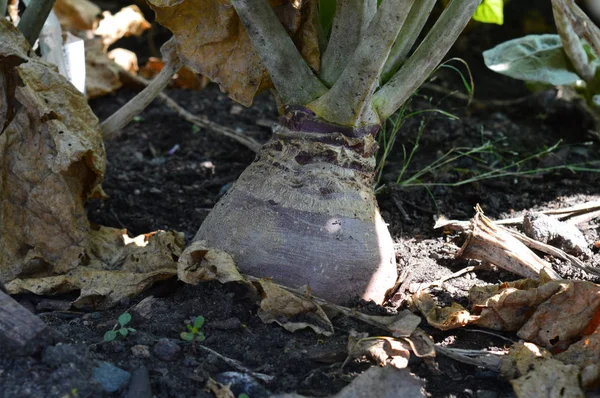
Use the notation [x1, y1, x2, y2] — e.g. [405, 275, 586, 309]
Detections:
[93, 362, 131, 393]
[131, 345, 151, 358]
[153, 338, 181, 362]
[125, 366, 152, 398]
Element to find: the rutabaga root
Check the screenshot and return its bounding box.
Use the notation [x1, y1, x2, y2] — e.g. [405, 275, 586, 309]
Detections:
[194, 107, 397, 304]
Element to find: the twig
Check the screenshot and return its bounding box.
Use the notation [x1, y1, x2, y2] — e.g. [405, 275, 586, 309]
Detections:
[434, 345, 504, 371]
[121, 68, 261, 153]
[100, 55, 182, 140]
[419, 265, 479, 290]
[17, 0, 56, 46]
[506, 229, 600, 277]
[195, 344, 274, 383]
[462, 328, 516, 344]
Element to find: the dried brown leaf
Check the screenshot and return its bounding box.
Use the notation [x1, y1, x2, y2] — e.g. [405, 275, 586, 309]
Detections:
[347, 331, 411, 368]
[147, 0, 320, 106]
[177, 240, 251, 286]
[95, 5, 151, 49]
[516, 280, 600, 349]
[0, 19, 105, 282]
[204, 378, 236, 398]
[85, 37, 122, 98]
[412, 291, 472, 330]
[4, 227, 182, 309]
[510, 358, 584, 398]
[53, 0, 101, 31]
[139, 57, 208, 90]
[255, 279, 334, 336]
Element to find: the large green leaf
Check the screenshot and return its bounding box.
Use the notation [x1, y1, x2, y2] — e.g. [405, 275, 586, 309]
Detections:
[473, 0, 503, 25]
[483, 34, 581, 86]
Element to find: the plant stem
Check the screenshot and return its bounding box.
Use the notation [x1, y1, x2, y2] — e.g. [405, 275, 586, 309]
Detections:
[563, 0, 600, 69]
[231, 0, 327, 105]
[381, 0, 436, 83]
[0, 0, 8, 18]
[308, 0, 415, 127]
[319, 0, 377, 86]
[17, 0, 56, 46]
[100, 54, 182, 140]
[373, 0, 481, 120]
[552, 0, 595, 82]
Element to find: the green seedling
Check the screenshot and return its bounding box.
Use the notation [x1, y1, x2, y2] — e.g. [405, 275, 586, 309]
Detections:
[238, 394, 250, 398]
[181, 315, 206, 344]
[103, 312, 136, 342]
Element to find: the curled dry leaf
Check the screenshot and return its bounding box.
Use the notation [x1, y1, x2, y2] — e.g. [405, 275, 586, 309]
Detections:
[204, 378, 236, 398]
[95, 5, 151, 49]
[147, 0, 320, 106]
[5, 227, 182, 309]
[510, 357, 584, 398]
[108, 48, 139, 74]
[255, 279, 334, 336]
[0, 19, 105, 282]
[346, 331, 411, 369]
[412, 291, 473, 330]
[85, 38, 122, 98]
[555, 325, 600, 390]
[53, 0, 101, 31]
[139, 57, 209, 90]
[177, 240, 251, 287]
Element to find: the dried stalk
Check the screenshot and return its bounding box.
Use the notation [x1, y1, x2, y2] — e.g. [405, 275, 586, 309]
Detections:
[101, 52, 182, 140]
[457, 207, 561, 280]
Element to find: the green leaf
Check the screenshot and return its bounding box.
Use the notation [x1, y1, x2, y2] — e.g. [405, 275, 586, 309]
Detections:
[483, 34, 581, 86]
[128, 328, 136, 333]
[118, 312, 132, 327]
[191, 124, 201, 134]
[104, 330, 117, 342]
[181, 332, 194, 341]
[187, 324, 194, 332]
[318, 0, 336, 39]
[119, 328, 128, 337]
[473, 0, 503, 25]
[195, 332, 205, 342]
[133, 116, 144, 123]
[193, 316, 205, 329]
[238, 394, 250, 398]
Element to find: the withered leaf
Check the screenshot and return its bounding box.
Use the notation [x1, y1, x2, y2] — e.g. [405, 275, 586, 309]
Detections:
[412, 291, 472, 330]
[347, 331, 411, 369]
[85, 37, 122, 98]
[53, 0, 101, 31]
[0, 19, 105, 282]
[5, 227, 182, 309]
[255, 279, 334, 336]
[147, 0, 320, 106]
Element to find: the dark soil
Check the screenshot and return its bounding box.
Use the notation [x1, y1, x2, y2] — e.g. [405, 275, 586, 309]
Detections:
[3, 2, 600, 398]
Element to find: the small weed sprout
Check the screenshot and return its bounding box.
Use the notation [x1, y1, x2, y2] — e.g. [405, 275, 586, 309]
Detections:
[238, 394, 250, 398]
[103, 312, 136, 342]
[181, 316, 206, 344]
